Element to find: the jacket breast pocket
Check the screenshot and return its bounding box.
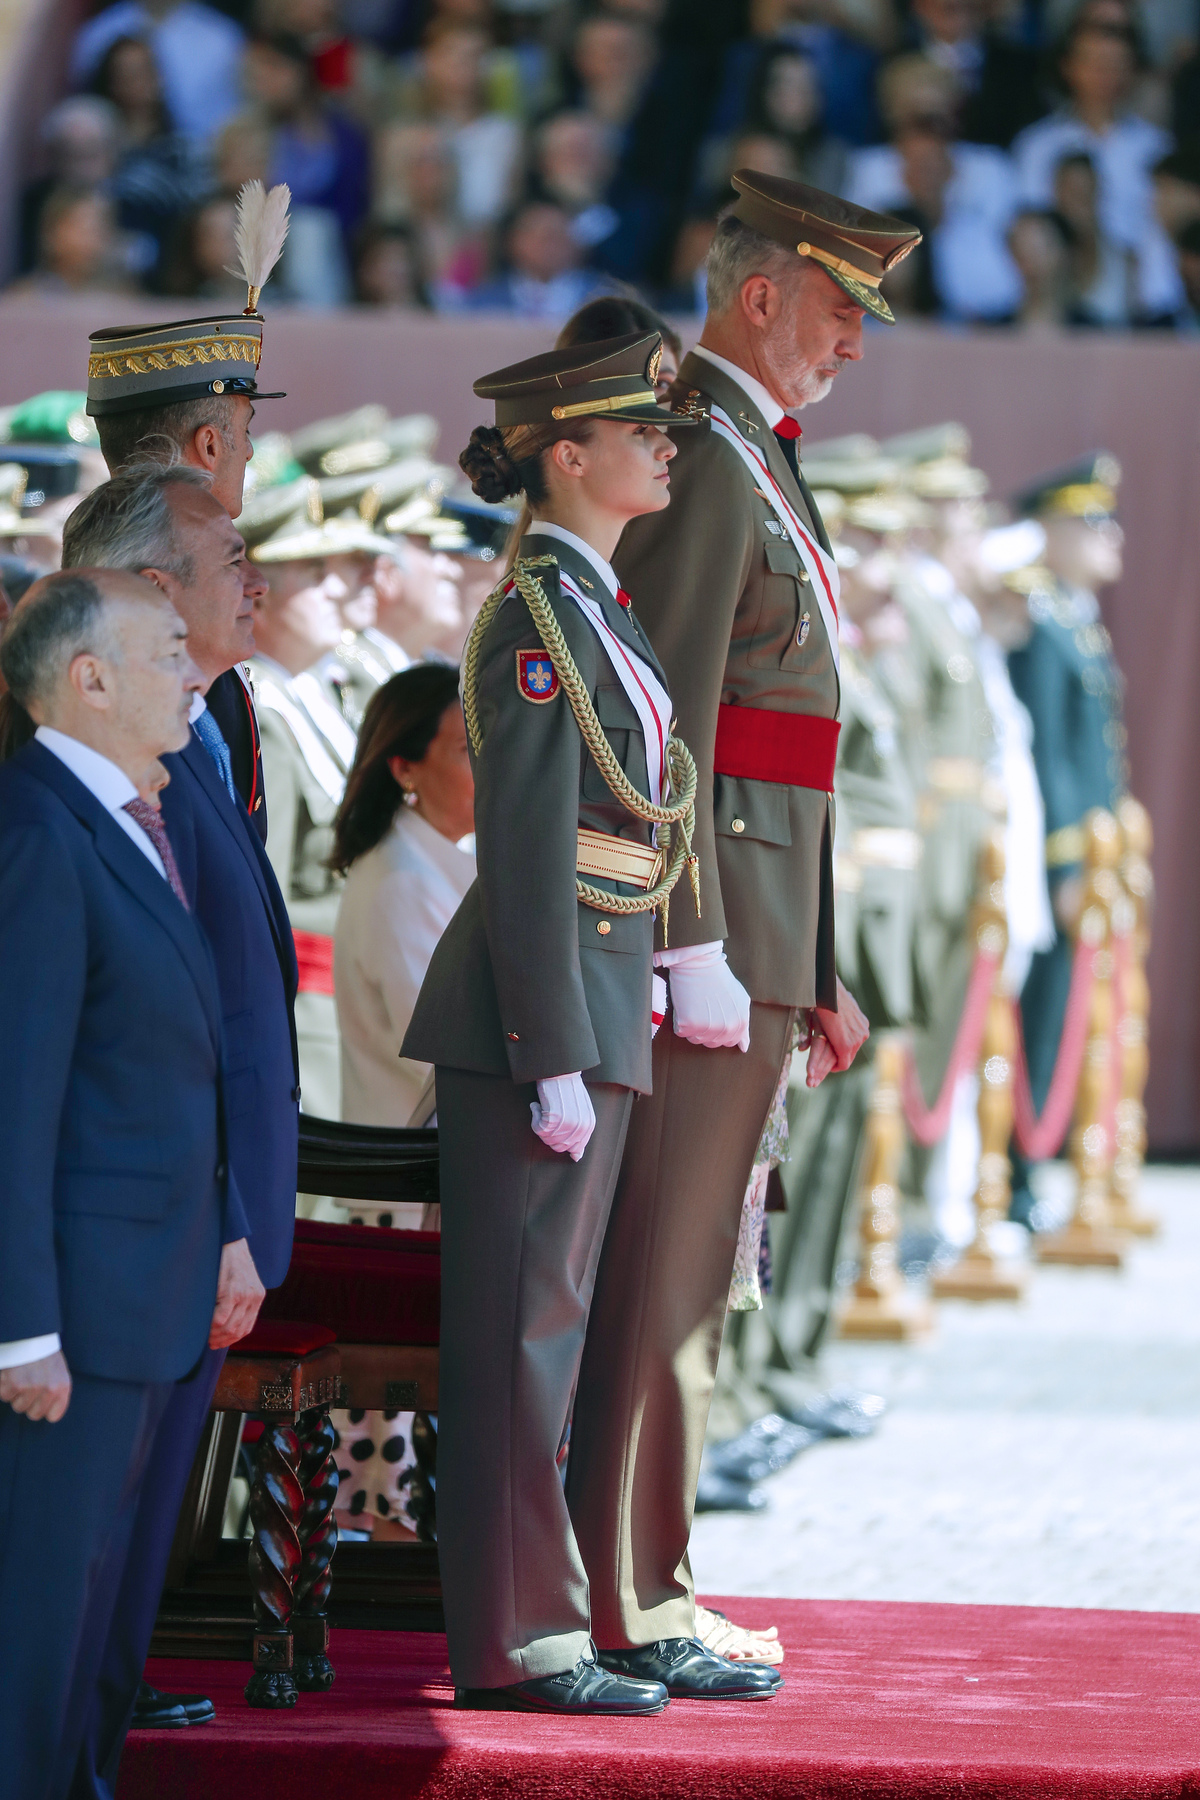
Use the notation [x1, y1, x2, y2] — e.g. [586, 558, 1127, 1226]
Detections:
[582, 683, 638, 803]
[56, 1170, 172, 1222]
[713, 775, 792, 846]
[747, 539, 808, 669]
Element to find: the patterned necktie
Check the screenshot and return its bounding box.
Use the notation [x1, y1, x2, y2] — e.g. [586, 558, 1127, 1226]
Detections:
[193, 706, 238, 805]
[122, 799, 189, 909]
[773, 414, 802, 482]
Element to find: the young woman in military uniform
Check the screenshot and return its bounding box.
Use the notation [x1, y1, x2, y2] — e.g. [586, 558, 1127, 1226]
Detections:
[403, 333, 778, 1715]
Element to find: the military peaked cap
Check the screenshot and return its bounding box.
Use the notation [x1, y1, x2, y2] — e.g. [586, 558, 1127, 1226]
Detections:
[1014, 453, 1122, 520]
[86, 312, 285, 418]
[473, 332, 697, 429]
[729, 170, 922, 325]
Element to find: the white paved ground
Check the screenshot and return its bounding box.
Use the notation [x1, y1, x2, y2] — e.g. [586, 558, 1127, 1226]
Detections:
[691, 1164, 1200, 1612]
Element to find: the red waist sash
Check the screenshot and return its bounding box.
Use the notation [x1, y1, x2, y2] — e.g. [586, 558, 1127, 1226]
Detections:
[294, 930, 335, 996]
[713, 704, 840, 792]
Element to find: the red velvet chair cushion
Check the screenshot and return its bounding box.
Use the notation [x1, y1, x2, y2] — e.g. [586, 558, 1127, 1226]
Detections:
[258, 1219, 441, 1346]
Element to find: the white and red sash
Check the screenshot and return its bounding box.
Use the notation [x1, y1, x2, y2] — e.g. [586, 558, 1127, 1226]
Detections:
[504, 568, 674, 807]
[708, 403, 841, 672]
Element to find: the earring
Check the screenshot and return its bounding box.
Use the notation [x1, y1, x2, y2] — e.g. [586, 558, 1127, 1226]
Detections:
[402, 785, 419, 808]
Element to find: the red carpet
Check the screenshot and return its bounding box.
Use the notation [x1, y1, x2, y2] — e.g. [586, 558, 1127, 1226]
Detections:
[120, 1597, 1200, 1799]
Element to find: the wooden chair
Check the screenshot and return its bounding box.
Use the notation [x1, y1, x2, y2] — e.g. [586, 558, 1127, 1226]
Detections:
[152, 1122, 442, 1708]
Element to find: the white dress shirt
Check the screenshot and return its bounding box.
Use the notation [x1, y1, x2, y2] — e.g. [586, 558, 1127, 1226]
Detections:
[35, 727, 166, 878]
[0, 728, 171, 1372]
[334, 809, 476, 1130]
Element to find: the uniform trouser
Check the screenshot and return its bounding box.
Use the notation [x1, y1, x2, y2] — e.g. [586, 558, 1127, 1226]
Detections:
[0, 1374, 171, 1800]
[565, 1002, 795, 1649]
[68, 1347, 226, 1800]
[435, 1066, 634, 1690]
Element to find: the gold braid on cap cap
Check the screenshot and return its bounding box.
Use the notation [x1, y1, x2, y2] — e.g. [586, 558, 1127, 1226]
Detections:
[462, 556, 701, 940]
[796, 242, 882, 290]
[550, 389, 660, 421]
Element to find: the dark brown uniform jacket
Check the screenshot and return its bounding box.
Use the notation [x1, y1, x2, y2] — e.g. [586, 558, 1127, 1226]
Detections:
[402, 533, 671, 1094]
[614, 351, 840, 1010]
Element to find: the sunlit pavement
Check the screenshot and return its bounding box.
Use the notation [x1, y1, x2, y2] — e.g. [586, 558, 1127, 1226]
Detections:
[691, 1165, 1200, 1612]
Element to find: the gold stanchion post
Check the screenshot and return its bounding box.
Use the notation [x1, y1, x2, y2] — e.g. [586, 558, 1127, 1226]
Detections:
[1037, 809, 1127, 1268]
[837, 1033, 933, 1341]
[1108, 796, 1156, 1236]
[932, 829, 1025, 1301]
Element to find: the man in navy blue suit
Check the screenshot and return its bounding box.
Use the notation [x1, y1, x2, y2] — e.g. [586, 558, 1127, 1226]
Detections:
[61, 462, 301, 1781]
[0, 567, 256, 1800]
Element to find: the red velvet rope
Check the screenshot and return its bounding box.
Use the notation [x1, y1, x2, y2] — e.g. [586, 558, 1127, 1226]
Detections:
[901, 945, 1002, 1147]
[901, 921, 1128, 1161]
[1009, 941, 1095, 1160]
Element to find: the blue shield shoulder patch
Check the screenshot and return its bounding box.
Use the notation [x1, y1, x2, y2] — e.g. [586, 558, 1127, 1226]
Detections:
[516, 649, 559, 703]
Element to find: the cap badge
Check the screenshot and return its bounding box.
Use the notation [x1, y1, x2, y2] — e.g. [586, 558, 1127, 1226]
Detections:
[646, 343, 662, 385]
[516, 649, 560, 703]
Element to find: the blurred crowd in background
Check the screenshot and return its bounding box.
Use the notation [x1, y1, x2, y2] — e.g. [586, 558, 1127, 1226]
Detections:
[12, 0, 1200, 328]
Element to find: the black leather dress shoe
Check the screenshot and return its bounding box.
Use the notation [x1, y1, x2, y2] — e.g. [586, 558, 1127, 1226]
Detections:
[455, 1655, 668, 1715]
[694, 1469, 768, 1512]
[598, 1638, 780, 1699]
[706, 1414, 820, 1485]
[130, 1681, 215, 1727]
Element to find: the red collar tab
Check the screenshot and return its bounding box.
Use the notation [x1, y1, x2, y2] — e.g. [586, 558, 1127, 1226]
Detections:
[616, 587, 632, 609]
[774, 416, 802, 441]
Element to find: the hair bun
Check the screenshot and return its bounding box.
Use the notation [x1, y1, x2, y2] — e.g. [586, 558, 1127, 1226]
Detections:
[459, 425, 522, 505]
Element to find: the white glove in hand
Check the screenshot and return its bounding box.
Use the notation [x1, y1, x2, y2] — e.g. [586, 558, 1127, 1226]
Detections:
[530, 1073, 596, 1161]
[662, 940, 751, 1052]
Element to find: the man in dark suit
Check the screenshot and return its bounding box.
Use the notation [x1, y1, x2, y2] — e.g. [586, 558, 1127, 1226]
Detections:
[60, 464, 300, 1779]
[0, 567, 254, 1800]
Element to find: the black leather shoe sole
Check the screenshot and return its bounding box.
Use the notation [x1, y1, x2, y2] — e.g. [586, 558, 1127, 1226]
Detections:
[454, 1685, 668, 1715]
[129, 1700, 191, 1729]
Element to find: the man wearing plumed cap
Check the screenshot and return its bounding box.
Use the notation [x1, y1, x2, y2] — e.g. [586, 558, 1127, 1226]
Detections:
[84, 189, 290, 840]
[560, 174, 919, 1684]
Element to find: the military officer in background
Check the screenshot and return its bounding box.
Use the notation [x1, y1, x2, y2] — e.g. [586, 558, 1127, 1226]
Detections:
[723, 481, 924, 1418]
[1007, 455, 1129, 1224]
[246, 499, 357, 1134]
[554, 174, 912, 1658]
[881, 431, 999, 1251]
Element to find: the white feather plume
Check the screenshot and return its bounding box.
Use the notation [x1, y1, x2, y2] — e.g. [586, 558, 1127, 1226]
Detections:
[226, 180, 291, 306]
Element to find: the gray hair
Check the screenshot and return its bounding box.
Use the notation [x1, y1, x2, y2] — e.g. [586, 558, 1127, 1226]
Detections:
[0, 571, 121, 708]
[705, 209, 799, 315]
[95, 394, 238, 474]
[61, 462, 211, 585]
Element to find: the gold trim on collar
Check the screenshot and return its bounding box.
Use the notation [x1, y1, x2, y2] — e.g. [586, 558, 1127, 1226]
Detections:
[88, 333, 262, 381]
[796, 242, 882, 290]
[550, 389, 658, 420]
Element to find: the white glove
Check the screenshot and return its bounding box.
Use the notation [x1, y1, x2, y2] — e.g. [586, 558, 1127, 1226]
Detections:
[659, 940, 751, 1052]
[530, 1073, 596, 1161]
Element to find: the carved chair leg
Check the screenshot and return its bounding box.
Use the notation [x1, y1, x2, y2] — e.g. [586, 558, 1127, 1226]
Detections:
[408, 1410, 438, 1544]
[293, 1405, 339, 1692]
[244, 1419, 303, 1709]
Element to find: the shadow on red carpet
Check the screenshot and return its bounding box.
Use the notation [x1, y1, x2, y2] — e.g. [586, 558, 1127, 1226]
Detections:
[121, 1596, 1200, 1799]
